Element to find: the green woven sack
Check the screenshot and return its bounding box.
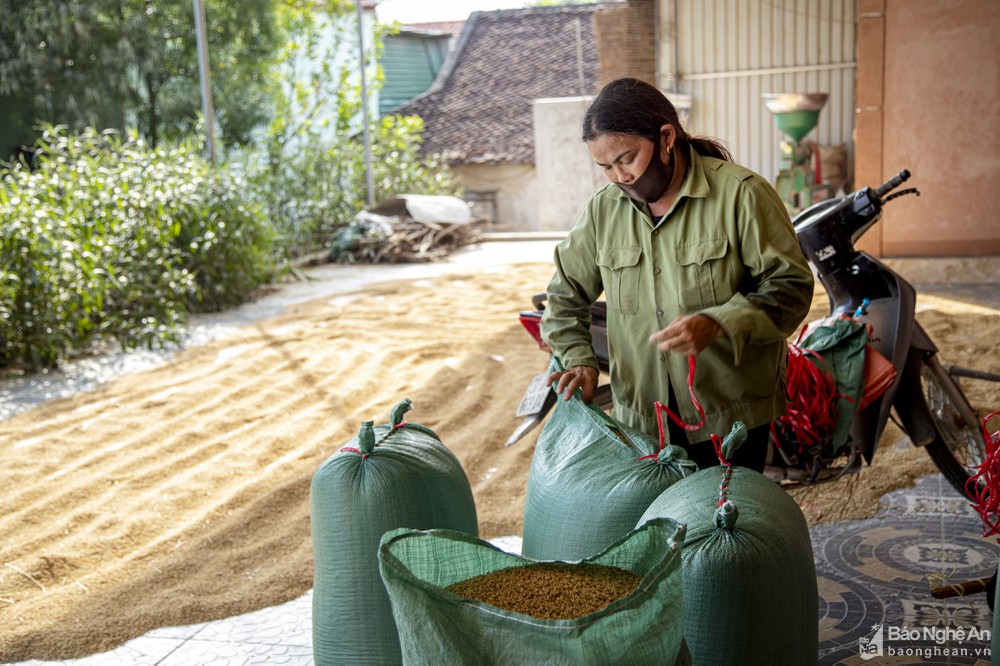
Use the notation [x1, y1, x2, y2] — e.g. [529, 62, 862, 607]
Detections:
[377, 518, 687, 665]
[636, 423, 818, 665]
[522, 360, 696, 562]
[310, 399, 478, 666]
[796, 316, 869, 453]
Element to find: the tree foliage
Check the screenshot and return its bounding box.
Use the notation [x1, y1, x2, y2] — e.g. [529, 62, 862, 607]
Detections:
[241, 0, 457, 255]
[0, 0, 283, 152]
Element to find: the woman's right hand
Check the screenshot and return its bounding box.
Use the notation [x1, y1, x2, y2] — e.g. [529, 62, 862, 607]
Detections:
[546, 364, 599, 403]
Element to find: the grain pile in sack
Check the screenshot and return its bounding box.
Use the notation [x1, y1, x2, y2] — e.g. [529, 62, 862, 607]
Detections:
[637, 422, 818, 665]
[522, 359, 697, 562]
[377, 518, 689, 666]
[310, 399, 478, 666]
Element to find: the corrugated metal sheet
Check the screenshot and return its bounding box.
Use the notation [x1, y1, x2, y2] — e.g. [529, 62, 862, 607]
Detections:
[668, 0, 856, 184]
[380, 34, 450, 115]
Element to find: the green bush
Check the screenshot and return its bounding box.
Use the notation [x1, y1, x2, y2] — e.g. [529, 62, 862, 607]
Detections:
[0, 125, 277, 372]
[174, 167, 276, 312]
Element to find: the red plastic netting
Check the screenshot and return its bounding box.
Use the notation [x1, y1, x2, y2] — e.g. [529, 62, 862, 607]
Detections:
[771, 341, 841, 454]
[966, 410, 1000, 541]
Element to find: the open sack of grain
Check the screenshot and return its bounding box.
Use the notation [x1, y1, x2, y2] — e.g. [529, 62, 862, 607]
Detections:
[310, 399, 478, 665]
[637, 422, 818, 665]
[522, 359, 697, 562]
[377, 518, 689, 666]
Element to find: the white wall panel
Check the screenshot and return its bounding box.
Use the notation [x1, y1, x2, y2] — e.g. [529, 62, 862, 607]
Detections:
[659, 0, 856, 184]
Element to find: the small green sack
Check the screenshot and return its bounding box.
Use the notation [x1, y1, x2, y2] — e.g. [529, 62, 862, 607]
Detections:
[522, 359, 696, 562]
[636, 423, 818, 665]
[378, 518, 687, 666]
[796, 316, 869, 453]
[310, 399, 478, 666]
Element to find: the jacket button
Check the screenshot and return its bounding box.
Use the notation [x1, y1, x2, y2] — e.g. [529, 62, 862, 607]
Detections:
[654, 266, 662, 275]
[660, 354, 666, 361]
[656, 309, 664, 317]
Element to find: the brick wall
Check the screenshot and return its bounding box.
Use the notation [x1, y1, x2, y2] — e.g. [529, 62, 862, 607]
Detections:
[593, 0, 656, 85]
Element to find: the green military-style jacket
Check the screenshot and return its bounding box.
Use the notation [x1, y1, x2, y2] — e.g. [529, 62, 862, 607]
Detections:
[541, 147, 815, 442]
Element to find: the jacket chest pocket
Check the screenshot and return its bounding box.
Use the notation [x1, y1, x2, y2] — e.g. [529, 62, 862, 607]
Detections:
[596, 246, 642, 315]
[674, 237, 730, 311]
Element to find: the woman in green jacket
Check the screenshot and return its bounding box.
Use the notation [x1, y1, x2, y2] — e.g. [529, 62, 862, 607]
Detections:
[541, 77, 815, 471]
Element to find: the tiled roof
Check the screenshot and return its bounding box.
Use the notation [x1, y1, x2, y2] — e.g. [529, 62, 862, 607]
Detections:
[391, 5, 603, 165]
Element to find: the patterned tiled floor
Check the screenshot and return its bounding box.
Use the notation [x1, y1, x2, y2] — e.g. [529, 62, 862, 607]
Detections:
[814, 474, 995, 664]
[13, 476, 996, 665]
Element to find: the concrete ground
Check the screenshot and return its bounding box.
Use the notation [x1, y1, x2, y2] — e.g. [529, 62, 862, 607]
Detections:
[6, 238, 999, 665]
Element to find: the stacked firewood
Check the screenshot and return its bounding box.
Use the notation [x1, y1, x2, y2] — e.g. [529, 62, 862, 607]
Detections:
[329, 213, 488, 264]
[370, 216, 488, 263]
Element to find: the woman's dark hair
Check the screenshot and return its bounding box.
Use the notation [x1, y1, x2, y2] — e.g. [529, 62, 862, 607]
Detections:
[582, 77, 732, 162]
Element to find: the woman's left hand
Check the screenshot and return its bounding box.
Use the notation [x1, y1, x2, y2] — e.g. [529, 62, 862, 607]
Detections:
[649, 314, 724, 355]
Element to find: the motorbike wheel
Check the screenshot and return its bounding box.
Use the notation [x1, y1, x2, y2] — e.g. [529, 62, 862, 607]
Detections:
[920, 356, 986, 501]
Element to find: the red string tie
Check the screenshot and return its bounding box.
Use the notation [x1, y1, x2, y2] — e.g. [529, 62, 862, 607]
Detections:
[712, 433, 734, 506]
[377, 420, 409, 446]
[638, 355, 705, 461]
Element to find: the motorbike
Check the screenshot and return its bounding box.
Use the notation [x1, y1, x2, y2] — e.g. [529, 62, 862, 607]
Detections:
[507, 169, 1000, 500]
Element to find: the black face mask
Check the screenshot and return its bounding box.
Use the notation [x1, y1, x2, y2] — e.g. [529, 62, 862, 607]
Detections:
[620, 137, 673, 204]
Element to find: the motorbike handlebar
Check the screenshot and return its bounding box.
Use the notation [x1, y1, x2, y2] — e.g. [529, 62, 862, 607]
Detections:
[873, 169, 910, 199]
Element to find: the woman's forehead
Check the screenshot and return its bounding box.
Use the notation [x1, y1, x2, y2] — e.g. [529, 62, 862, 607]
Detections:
[586, 133, 651, 162]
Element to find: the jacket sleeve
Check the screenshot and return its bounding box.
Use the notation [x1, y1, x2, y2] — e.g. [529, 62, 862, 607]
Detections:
[699, 177, 815, 365]
[539, 203, 604, 371]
